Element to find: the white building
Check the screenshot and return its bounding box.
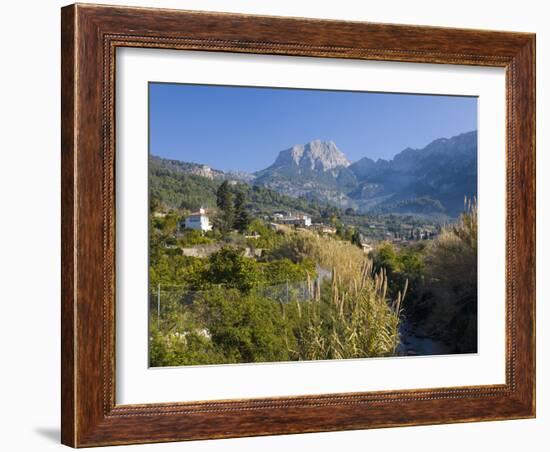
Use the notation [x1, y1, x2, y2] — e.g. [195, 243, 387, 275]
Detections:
[184, 207, 212, 232]
[275, 213, 312, 228]
[276, 215, 311, 227]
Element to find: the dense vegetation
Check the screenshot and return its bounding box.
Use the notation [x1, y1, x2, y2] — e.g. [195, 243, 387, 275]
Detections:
[149, 209, 404, 366]
[370, 200, 478, 353]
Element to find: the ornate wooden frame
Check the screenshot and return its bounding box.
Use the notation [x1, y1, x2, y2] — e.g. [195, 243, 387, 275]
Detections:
[61, 3, 536, 447]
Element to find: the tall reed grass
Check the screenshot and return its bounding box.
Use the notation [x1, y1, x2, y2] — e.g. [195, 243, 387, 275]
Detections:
[290, 257, 406, 361]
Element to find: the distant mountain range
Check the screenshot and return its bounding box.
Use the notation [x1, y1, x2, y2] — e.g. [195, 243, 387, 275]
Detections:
[152, 131, 477, 217]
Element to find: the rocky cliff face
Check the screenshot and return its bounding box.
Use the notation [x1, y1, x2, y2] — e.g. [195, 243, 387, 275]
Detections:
[253, 140, 357, 207]
[269, 140, 350, 174]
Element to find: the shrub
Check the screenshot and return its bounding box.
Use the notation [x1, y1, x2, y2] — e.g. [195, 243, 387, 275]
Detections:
[261, 258, 316, 285]
[266, 232, 317, 263]
[371, 241, 426, 300]
[194, 288, 290, 363]
[178, 229, 213, 247]
[245, 219, 284, 250]
[424, 199, 477, 352]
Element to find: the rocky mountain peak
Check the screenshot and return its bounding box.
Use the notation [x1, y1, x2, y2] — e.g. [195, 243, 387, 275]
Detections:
[274, 140, 350, 172]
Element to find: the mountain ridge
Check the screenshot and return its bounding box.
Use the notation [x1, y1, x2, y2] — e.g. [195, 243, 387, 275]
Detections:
[152, 130, 477, 217]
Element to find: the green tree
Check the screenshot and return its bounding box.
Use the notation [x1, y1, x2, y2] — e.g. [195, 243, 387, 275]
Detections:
[201, 247, 261, 293]
[233, 189, 251, 233]
[216, 181, 235, 234]
[160, 212, 180, 235]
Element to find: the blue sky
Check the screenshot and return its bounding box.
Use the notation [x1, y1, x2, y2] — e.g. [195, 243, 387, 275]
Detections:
[149, 83, 477, 173]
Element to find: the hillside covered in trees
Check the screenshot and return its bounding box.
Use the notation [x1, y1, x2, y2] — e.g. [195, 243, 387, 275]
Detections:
[150, 156, 326, 218]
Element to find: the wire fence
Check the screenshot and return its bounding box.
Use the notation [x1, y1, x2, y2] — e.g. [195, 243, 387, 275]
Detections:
[149, 263, 334, 332]
[149, 272, 332, 332]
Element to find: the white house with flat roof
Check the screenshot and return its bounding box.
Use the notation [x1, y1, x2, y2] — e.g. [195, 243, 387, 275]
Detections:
[184, 207, 212, 232]
[275, 213, 312, 228]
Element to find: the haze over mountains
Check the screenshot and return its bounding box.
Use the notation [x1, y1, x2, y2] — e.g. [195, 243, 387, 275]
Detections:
[152, 130, 477, 218]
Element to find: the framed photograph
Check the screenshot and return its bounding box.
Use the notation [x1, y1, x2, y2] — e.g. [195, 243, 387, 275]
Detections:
[61, 3, 535, 447]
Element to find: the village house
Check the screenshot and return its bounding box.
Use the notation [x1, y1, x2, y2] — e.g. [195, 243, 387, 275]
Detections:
[272, 212, 312, 228]
[183, 207, 212, 232]
[311, 223, 337, 234]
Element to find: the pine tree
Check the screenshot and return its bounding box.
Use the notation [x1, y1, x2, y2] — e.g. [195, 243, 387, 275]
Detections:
[216, 181, 234, 234]
[234, 190, 251, 233]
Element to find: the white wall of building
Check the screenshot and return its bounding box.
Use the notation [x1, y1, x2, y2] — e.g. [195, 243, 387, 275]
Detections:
[185, 215, 212, 232]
